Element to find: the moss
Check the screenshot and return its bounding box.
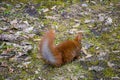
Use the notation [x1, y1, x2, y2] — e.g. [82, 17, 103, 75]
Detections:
[0, 30, 3, 34]
[0, 75, 4, 80]
[90, 3, 106, 11]
[103, 68, 117, 77]
[111, 0, 120, 3]
[0, 0, 120, 80]
[89, 47, 95, 54]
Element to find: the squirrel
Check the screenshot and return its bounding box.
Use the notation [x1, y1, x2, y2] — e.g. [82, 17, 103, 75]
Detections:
[39, 30, 82, 67]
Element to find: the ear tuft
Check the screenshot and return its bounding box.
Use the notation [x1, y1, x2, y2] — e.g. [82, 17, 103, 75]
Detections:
[75, 32, 82, 41]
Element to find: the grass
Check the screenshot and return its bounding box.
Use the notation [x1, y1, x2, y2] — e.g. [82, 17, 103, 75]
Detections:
[0, 0, 120, 80]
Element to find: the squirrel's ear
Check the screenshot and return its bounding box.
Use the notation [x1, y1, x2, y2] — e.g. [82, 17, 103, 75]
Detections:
[49, 29, 55, 33]
[75, 32, 82, 41]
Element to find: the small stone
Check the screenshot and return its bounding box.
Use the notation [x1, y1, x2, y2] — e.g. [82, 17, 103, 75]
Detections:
[81, 3, 88, 7]
[67, 67, 72, 72]
[10, 19, 17, 25]
[17, 64, 23, 68]
[84, 19, 91, 23]
[22, 61, 31, 68]
[112, 50, 120, 53]
[45, 16, 57, 19]
[91, 19, 95, 23]
[99, 52, 107, 56]
[79, 75, 85, 79]
[23, 27, 33, 33]
[23, 21, 29, 26]
[51, 25, 58, 29]
[88, 25, 93, 28]
[95, 46, 100, 50]
[89, 66, 104, 71]
[15, 4, 21, 8]
[98, 14, 105, 22]
[110, 3, 114, 6]
[84, 12, 89, 15]
[0, 7, 6, 11]
[0, 26, 9, 31]
[102, 27, 109, 32]
[107, 61, 115, 68]
[69, 31, 74, 35]
[91, 1, 96, 5]
[35, 70, 39, 74]
[100, 0, 103, 2]
[17, 23, 28, 30]
[74, 19, 80, 23]
[51, 5, 56, 10]
[105, 17, 112, 25]
[84, 43, 92, 49]
[69, 29, 78, 34]
[85, 54, 92, 58]
[72, 23, 80, 28]
[97, 51, 109, 60]
[15, 31, 22, 36]
[84, 19, 94, 24]
[42, 8, 49, 12]
[111, 77, 120, 80]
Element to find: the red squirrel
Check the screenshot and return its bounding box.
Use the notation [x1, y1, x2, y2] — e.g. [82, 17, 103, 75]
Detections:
[39, 30, 82, 67]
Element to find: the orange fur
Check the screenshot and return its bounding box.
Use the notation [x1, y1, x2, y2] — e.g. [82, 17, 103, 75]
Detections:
[39, 30, 82, 67]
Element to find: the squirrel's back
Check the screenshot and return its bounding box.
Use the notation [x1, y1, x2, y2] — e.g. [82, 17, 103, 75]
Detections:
[56, 39, 82, 63]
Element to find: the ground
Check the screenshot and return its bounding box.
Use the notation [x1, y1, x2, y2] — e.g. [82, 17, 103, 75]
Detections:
[0, 0, 120, 80]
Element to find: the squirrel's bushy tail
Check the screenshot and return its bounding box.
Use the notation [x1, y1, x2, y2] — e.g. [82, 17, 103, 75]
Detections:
[39, 30, 62, 66]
